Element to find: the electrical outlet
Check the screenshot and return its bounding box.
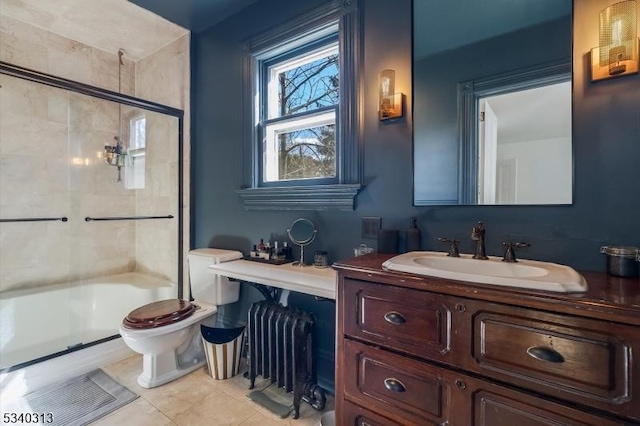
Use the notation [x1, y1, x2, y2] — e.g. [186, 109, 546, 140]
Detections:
[361, 217, 381, 239]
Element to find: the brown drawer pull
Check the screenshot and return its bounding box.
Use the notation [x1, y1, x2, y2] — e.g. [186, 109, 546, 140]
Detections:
[527, 346, 565, 363]
[383, 378, 407, 393]
[383, 311, 406, 325]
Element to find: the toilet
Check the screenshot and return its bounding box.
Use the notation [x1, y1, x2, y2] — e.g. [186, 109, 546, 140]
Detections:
[119, 248, 243, 388]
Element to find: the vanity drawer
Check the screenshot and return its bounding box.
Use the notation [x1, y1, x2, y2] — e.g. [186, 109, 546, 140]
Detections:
[341, 400, 403, 426]
[472, 307, 639, 419]
[472, 389, 625, 426]
[343, 339, 454, 425]
[342, 338, 623, 426]
[342, 278, 454, 361]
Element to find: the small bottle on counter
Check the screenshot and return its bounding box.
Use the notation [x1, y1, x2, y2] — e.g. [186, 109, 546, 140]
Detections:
[257, 238, 265, 252]
[261, 242, 272, 260]
[283, 242, 292, 260]
[406, 217, 421, 252]
[250, 244, 257, 257]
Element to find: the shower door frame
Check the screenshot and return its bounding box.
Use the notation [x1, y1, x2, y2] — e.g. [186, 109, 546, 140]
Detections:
[0, 61, 185, 371]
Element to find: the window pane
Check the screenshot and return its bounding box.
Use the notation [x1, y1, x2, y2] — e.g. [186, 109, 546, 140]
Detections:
[129, 116, 146, 150]
[264, 110, 336, 182]
[278, 124, 335, 180]
[268, 45, 339, 119]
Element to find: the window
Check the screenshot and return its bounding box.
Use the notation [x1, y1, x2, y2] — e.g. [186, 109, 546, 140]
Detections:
[262, 40, 339, 184]
[125, 113, 145, 189]
[238, 0, 362, 210]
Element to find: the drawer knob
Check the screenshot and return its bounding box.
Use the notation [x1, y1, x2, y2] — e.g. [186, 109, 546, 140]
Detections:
[384, 378, 407, 393]
[455, 303, 466, 312]
[527, 346, 565, 363]
[384, 311, 406, 325]
[455, 379, 467, 389]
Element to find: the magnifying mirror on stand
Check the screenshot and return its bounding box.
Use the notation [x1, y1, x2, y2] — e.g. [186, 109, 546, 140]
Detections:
[287, 218, 317, 267]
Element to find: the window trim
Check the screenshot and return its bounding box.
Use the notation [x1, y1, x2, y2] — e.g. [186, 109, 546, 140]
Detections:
[237, 0, 363, 211]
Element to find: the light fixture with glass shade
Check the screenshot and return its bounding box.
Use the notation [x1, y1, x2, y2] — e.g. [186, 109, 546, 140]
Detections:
[104, 49, 128, 181]
[591, 0, 639, 82]
[378, 69, 403, 120]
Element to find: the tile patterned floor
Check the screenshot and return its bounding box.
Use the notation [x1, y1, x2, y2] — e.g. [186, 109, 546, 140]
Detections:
[96, 354, 332, 426]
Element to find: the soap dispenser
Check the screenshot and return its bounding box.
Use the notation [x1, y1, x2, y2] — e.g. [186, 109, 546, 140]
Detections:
[406, 217, 421, 252]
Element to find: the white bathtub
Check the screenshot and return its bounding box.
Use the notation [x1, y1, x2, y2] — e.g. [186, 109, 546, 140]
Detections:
[0, 272, 176, 398]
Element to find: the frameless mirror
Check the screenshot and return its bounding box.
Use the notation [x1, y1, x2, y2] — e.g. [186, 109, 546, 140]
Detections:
[286, 218, 317, 266]
[413, 0, 573, 205]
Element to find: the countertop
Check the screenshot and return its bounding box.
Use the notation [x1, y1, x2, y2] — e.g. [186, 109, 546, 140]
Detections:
[333, 252, 640, 326]
[209, 259, 336, 299]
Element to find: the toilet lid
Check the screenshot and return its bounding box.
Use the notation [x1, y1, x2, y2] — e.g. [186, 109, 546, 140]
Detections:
[122, 299, 196, 329]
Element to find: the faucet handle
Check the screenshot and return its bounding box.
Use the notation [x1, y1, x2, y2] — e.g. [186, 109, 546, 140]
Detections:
[502, 242, 530, 263]
[438, 237, 461, 257]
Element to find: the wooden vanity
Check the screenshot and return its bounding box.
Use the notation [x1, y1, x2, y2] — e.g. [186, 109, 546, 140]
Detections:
[333, 253, 640, 425]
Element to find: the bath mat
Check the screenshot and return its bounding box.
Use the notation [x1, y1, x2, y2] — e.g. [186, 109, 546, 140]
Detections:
[2, 369, 138, 426]
[248, 382, 293, 418]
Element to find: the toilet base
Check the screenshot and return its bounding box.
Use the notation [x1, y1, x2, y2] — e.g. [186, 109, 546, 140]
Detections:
[137, 351, 206, 388]
[136, 325, 208, 389]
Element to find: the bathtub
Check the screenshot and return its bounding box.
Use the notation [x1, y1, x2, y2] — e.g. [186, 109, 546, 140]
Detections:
[0, 272, 176, 398]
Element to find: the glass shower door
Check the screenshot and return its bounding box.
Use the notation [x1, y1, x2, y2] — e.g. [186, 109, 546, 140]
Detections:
[0, 73, 74, 369]
[66, 92, 180, 348]
[1, 64, 182, 371]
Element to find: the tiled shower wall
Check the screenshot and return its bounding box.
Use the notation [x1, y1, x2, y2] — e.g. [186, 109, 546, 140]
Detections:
[0, 14, 189, 292]
[135, 35, 190, 295]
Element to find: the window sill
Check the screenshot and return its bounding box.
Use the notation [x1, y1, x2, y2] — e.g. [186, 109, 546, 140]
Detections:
[236, 184, 362, 211]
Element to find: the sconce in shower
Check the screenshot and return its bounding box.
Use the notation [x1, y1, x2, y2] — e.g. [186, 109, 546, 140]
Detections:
[104, 136, 126, 167]
[378, 69, 404, 121]
[104, 49, 128, 181]
[590, 0, 639, 82]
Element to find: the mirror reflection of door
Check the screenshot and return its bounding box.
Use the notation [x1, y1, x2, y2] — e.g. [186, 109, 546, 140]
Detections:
[478, 100, 498, 204]
[497, 158, 517, 204]
[476, 80, 572, 205]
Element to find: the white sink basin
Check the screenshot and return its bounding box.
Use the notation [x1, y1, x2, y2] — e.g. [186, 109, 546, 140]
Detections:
[382, 251, 587, 293]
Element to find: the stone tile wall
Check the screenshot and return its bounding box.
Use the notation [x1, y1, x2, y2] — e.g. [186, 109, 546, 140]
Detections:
[0, 14, 189, 292]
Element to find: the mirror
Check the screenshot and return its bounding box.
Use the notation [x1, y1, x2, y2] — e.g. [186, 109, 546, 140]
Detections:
[286, 218, 317, 266]
[413, 0, 573, 205]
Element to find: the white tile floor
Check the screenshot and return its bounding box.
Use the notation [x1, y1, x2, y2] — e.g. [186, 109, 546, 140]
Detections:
[96, 354, 332, 426]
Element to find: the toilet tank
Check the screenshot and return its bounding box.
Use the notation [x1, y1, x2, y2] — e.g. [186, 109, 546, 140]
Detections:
[188, 248, 243, 306]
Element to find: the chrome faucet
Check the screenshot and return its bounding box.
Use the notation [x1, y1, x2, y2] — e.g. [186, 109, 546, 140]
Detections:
[471, 222, 488, 260]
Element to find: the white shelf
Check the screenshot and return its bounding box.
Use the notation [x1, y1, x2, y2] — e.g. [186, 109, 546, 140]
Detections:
[209, 260, 336, 299]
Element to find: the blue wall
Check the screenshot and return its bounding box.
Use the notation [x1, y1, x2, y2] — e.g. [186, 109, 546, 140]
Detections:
[191, 0, 640, 393]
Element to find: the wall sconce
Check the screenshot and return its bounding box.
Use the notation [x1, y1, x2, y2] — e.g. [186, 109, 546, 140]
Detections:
[591, 0, 639, 82]
[379, 69, 403, 120]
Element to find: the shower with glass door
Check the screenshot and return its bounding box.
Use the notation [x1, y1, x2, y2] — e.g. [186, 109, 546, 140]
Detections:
[0, 61, 183, 372]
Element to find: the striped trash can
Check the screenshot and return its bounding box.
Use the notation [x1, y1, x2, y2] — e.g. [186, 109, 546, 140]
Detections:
[201, 325, 245, 380]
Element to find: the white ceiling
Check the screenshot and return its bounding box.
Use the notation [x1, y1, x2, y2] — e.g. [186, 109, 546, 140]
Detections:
[486, 81, 572, 145]
[0, 0, 189, 60]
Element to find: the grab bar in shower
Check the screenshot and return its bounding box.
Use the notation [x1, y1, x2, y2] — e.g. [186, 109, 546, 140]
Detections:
[0, 217, 68, 223]
[85, 215, 174, 222]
